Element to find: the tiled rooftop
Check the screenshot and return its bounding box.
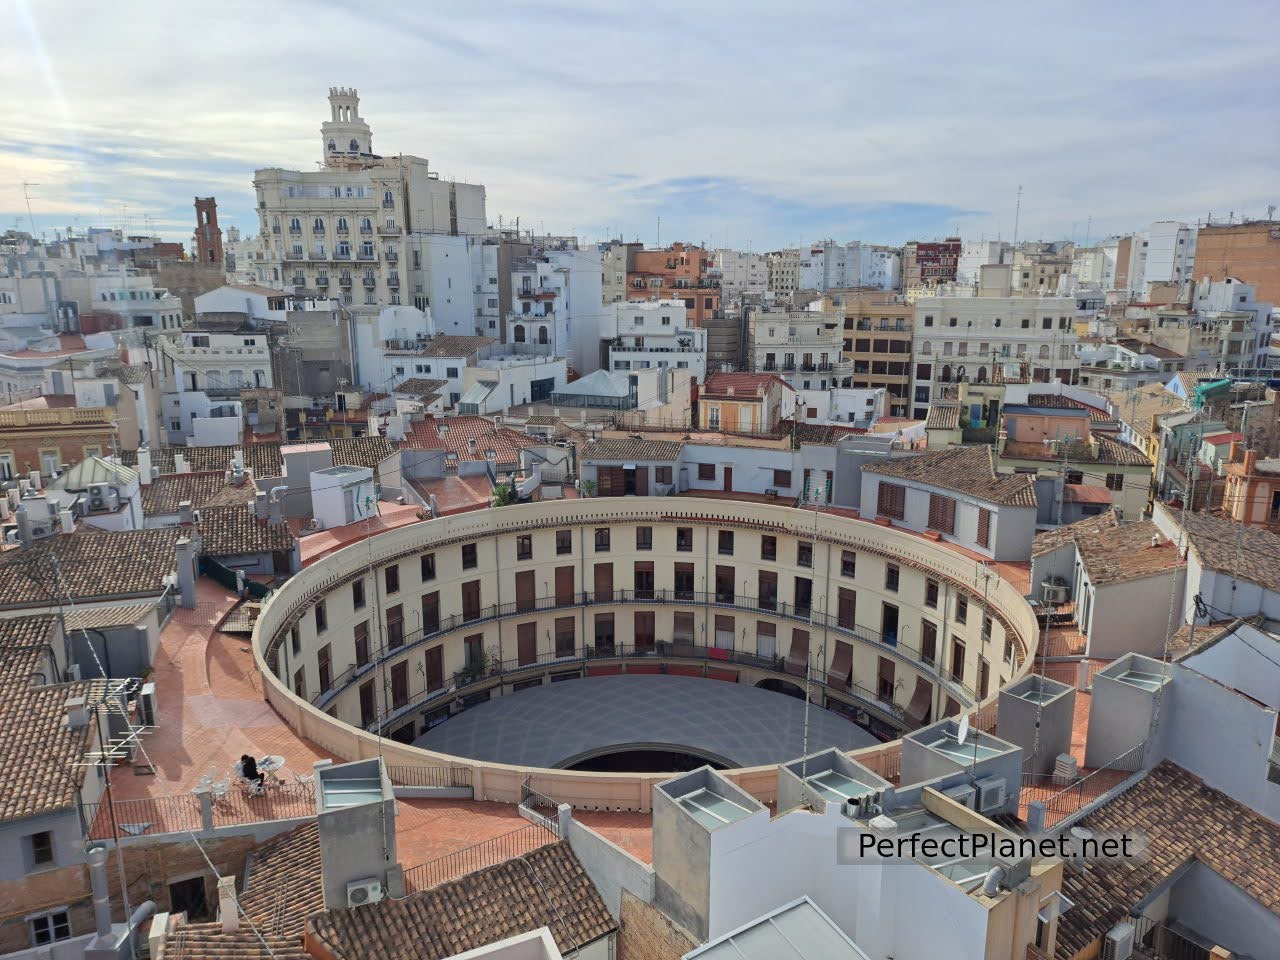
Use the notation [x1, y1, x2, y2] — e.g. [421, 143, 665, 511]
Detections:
[864, 445, 1039, 507]
[199, 506, 295, 556]
[582, 437, 684, 462]
[1178, 511, 1280, 593]
[141, 471, 258, 516]
[0, 527, 182, 609]
[701, 371, 792, 398]
[1032, 511, 1119, 558]
[1056, 761, 1280, 959]
[924, 402, 960, 429]
[1076, 520, 1182, 586]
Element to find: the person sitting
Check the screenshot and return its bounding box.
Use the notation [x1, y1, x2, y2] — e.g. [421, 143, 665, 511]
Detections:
[239, 754, 265, 793]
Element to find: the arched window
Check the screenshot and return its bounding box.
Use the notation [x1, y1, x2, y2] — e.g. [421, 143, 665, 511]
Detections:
[513, 325, 526, 343]
[313, 216, 324, 231]
[289, 217, 301, 232]
[383, 190, 393, 206]
[271, 216, 280, 232]
[327, 139, 336, 151]
[1038, 344, 1050, 359]
[337, 217, 348, 233]
[360, 217, 372, 232]
[349, 138, 360, 152]
[537, 326, 549, 345]
[976, 366, 988, 383]
[940, 365, 952, 383]
[956, 365, 967, 382]
[994, 317, 1001, 327]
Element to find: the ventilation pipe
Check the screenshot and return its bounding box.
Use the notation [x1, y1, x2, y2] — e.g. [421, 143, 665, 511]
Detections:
[88, 846, 113, 937]
[268, 485, 288, 525]
[217, 876, 239, 934]
[981, 865, 1006, 897]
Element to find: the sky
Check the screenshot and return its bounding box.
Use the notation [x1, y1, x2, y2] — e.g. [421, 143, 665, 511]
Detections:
[2, 0, 1277, 252]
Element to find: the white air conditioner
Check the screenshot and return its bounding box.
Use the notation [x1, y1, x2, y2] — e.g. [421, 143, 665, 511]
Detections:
[976, 776, 1007, 813]
[138, 680, 158, 727]
[1041, 579, 1070, 604]
[1101, 921, 1135, 960]
[346, 878, 383, 908]
[943, 784, 976, 809]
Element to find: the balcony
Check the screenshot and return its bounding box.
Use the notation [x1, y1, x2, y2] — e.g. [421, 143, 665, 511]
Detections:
[359, 226, 373, 235]
[339, 276, 352, 287]
[388, 274, 400, 287]
[333, 251, 351, 260]
[312, 226, 326, 236]
[357, 252, 377, 261]
[291, 275, 305, 286]
[0, 406, 114, 427]
[385, 251, 398, 262]
[288, 226, 302, 235]
[378, 225, 401, 236]
[362, 277, 377, 288]
[316, 276, 329, 287]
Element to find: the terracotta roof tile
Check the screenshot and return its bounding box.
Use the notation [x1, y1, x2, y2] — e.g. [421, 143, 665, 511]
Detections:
[308, 841, 616, 960]
[383, 335, 495, 357]
[582, 438, 684, 462]
[925, 403, 961, 430]
[162, 920, 307, 960]
[329, 436, 397, 470]
[789, 421, 867, 445]
[123, 444, 284, 478]
[239, 823, 324, 938]
[142, 471, 258, 516]
[391, 378, 446, 400]
[702, 371, 794, 398]
[1076, 520, 1182, 585]
[404, 416, 535, 466]
[0, 528, 182, 609]
[1025, 393, 1111, 423]
[1032, 511, 1120, 558]
[1057, 762, 1280, 959]
[863, 446, 1039, 507]
[1178, 511, 1280, 594]
[199, 506, 295, 557]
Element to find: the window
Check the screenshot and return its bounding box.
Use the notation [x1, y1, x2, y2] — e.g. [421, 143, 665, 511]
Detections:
[27, 831, 54, 869]
[697, 462, 715, 481]
[421, 553, 436, 581]
[977, 508, 991, 549]
[676, 527, 693, 552]
[927, 493, 956, 534]
[841, 550, 856, 577]
[636, 526, 653, 550]
[516, 534, 533, 561]
[837, 587, 856, 628]
[772, 469, 792, 488]
[797, 541, 813, 568]
[31, 911, 71, 946]
[634, 561, 655, 599]
[956, 595, 969, 624]
[315, 600, 327, 633]
[293, 668, 305, 698]
[352, 580, 365, 610]
[674, 562, 695, 600]
[1065, 469, 1084, 485]
[594, 528, 611, 551]
[354, 621, 370, 666]
[386, 604, 404, 649]
[921, 620, 938, 665]
[1105, 473, 1124, 491]
[317, 643, 332, 692]
[761, 535, 777, 561]
[1042, 317, 1052, 330]
[718, 530, 734, 556]
[885, 563, 900, 592]
[656, 465, 672, 485]
[951, 640, 966, 682]
[384, 564, 400, 594]
[877, 482, 906, 520]
[290, 625, 301, 657]
[925, 578, 939, 609]
[359, 679, 376, 727]
[461, 543, 477, 569]
[556, 529, 572, 555]
[923, 315, 934, 327]
[715, 565, 735, 604]
[982, 615, 993, 643]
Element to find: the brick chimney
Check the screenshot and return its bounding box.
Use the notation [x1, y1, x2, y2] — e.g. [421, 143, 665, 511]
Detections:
[1243, 448, 1259, 475]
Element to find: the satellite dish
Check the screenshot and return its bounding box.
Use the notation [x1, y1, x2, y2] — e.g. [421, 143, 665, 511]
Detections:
[957, 714, 970, 745]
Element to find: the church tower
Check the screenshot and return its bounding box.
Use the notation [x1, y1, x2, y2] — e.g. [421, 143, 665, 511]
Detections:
[321, 87, 373, 166]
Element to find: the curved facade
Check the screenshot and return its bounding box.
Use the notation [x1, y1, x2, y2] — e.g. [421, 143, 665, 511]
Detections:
[251, 498, 1040, 809]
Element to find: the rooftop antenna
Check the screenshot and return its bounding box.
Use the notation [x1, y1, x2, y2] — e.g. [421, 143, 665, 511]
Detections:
[1012, 185, 1023, 248]
[22, 182, 39, 235]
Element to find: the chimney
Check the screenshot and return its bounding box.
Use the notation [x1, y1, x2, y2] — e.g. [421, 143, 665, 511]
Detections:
[217, 876, 239, 934]
[1243, 448, 1259, 474]
[255, 491, 268, 520]
[15, 506, 32, 549]
[87, 846, 113, 937]
[29, 469, 42, 490]
[268, 493, 283, 526]
[59, 509, 74, 534]
[178, 500, 194, 525]
[1228, 440, 1241, 463]
[65, 694, 89, 729]
[174, 452, 189, 474]
[136, 447, 153, 487]
[176, 537, 197, 609]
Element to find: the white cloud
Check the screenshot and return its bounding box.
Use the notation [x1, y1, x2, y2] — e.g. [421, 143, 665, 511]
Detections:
[2, 0, 1276, 247]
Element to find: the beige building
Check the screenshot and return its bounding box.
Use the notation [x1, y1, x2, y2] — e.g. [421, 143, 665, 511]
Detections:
[765, 250, 801, 299]
[254, 88, 487, 314]
[839, 292, 914, 417]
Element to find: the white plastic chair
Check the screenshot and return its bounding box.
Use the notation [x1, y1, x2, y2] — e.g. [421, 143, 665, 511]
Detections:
[211, 779, 230, 805]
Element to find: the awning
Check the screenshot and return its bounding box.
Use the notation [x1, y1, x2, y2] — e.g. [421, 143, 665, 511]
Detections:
[830, 641, 853, 677]
[905, 677, 933, 725]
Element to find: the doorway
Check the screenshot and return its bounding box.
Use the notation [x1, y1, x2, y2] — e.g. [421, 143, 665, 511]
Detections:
[723, 466, 733, 491]
[168, 875, 210, 921]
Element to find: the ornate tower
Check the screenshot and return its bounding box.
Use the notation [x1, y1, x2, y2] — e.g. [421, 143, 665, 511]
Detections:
[321, 87, 374, 165]
[193, 197, 223, 264]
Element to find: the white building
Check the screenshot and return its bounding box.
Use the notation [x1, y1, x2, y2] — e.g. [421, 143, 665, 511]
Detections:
[458, 352, 567, 414]
[910, 266, 1080, 418]
[505, 246, 603, 376]
[61, 271, 184, 331]
[161, 331, 273, 394]
[1142, 220, 1197, 293]
[606, 300, 708, 384]
[253, 88, 486, 316]
[956, 240, 1010, 284]
[713, 249, 768, 300]
[765, 250, 801, 299]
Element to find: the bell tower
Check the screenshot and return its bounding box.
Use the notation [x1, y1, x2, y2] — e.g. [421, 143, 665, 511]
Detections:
[321, 87, 373, 166]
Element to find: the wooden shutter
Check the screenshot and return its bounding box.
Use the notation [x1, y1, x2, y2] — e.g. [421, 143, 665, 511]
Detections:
[390, 662, 408, 708]
[517, 622, 537, 666]
[593, 562, 613, 602]
[977, 508, 991, 548]
[634, 611, 655, 650]
[515, 570, 535, 612]
[877, 481, 905, 520]
[424, 646, 443, 691]
[927, 493, 956, 534]
[461, 581, 480, 621]
[837, 588, 856, 629]
[555, 566, 575, 605]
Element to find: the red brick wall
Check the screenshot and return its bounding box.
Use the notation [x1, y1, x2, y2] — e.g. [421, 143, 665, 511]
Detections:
[617, 891, 697, 960]
[1194, 222, 1280, 305]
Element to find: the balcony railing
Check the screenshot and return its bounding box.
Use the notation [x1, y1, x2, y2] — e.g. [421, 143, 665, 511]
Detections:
[403, 819, 560, 893]
[309, 588, 984, 722]
[363, 277, 377, 288]
[378, 225, 401, 236]
[0, 407, 114, 427]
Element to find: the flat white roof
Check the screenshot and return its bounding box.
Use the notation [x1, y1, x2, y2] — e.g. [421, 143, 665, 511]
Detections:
[685, 896, 870, 960]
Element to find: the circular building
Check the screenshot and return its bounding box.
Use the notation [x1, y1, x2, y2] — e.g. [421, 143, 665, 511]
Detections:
[251, 497, 1039, 809]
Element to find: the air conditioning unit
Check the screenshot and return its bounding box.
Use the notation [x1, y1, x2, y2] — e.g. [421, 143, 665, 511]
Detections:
[1041, 578, 1070, 604]
[1101, 921, 1135, 960]
[138, 681, 158, 727]
[976, 775, 1007, 813]
[943, 784, 976, 809]
[346, 877, 384, 908]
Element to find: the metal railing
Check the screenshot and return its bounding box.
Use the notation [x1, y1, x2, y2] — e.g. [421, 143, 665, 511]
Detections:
[82, 793, 203, 840]
[402, 819, 561, 893]
[1022, 741, 1147, 825]
[384, 764, 472, 789]
[310, 587, 986, 718]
